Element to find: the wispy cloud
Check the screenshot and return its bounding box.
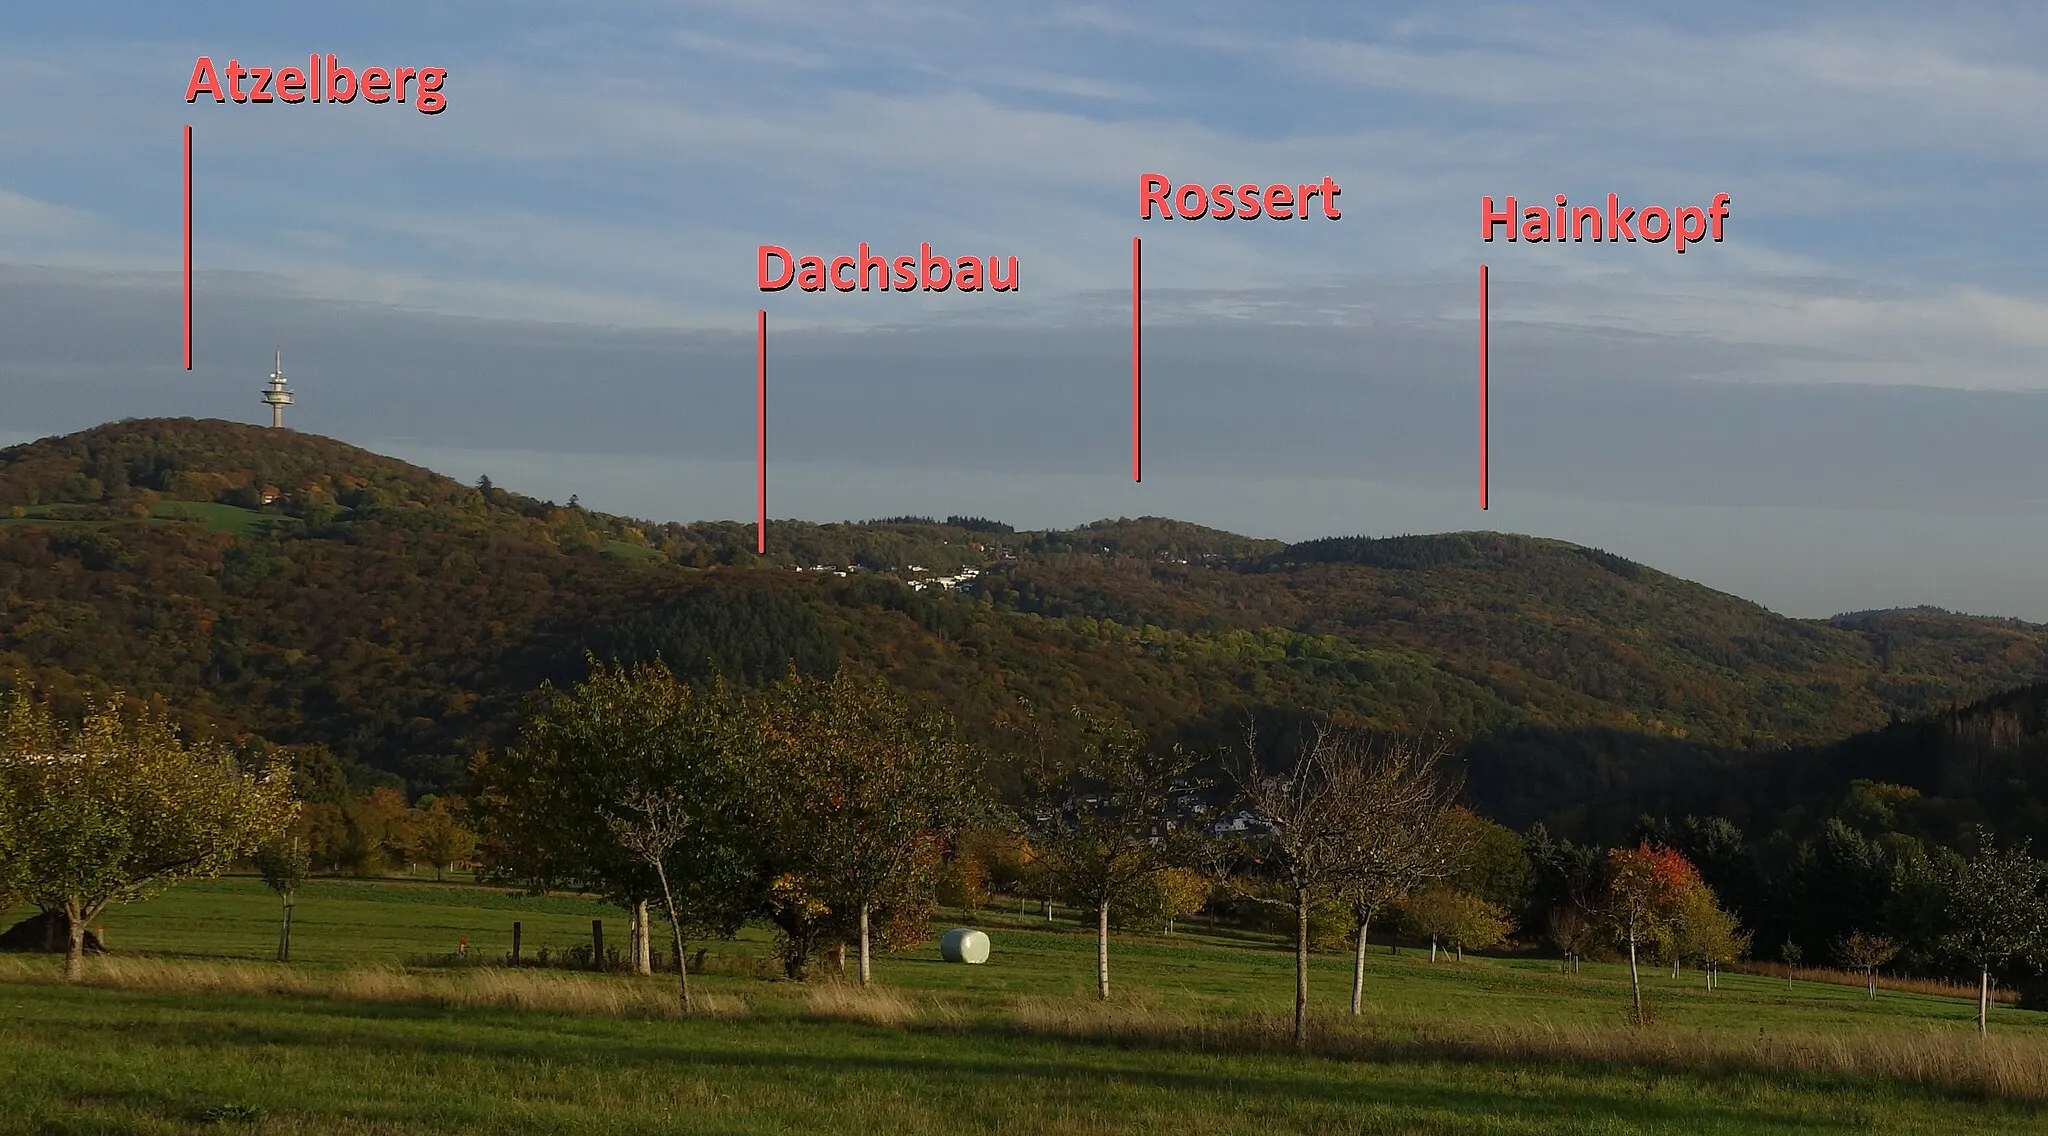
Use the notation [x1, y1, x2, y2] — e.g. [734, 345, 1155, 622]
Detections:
[0, 189, 91, 237]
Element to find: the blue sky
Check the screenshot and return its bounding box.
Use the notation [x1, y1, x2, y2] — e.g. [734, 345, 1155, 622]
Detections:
[3, 2, 2046, 617]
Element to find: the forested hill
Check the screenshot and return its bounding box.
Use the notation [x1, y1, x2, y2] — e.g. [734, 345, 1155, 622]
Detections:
[1462, 676, 2048, 853]
[2, 418, 2044, 796]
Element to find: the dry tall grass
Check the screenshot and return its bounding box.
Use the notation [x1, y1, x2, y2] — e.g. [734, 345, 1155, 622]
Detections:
[800, 982, 923, 1027]
[0, 956, 749, 1019]
[1736, 961, 2018, 1004]
[1006, 996, 2048, 1102]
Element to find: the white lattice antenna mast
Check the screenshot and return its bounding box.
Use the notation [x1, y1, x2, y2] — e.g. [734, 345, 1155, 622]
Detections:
[261, 349, 294, 428]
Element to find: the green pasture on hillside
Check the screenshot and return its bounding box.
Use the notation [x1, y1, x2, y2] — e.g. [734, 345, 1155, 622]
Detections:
[3, 877, 2046, 1134]
[0, 501, 282, 536]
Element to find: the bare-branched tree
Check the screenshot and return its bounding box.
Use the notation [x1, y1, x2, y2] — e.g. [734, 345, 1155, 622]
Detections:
[1233, 724, 1461, 1045]
[1334, 737, 1462, 1015]
[608, 786, 698, 1010]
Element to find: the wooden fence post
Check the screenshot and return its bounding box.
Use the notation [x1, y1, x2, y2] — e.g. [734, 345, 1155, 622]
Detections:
[511, 921, 522, 965]
[592, 920, 605, 971]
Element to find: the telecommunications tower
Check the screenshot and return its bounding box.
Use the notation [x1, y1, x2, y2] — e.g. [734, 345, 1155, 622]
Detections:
[261, 350, 294, 428]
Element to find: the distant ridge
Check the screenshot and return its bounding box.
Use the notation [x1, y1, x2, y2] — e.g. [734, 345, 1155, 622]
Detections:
[1, 418, 2043, 797]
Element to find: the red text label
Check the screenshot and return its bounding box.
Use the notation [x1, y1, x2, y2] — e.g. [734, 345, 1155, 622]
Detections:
[185, 55, 448, 114]
[1482, 194, 1730, 253]
[1139, 174, 1343, 220]
[758, 245, 1019, 293]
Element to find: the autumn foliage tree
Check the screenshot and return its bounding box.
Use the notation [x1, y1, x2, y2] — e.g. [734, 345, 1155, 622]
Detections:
[755, 670, 987, 986]
[0, 759, 21, 912]
[0, 688, 297, 978]
[1603, 843, 1701, 1024]
[402, 795, 478, 881]
[1835, 931, 1900, 1000]
[1398, 886, 1510, 962]
[1666, 875, 1748, 990]
[1148, 868, 1211, 934]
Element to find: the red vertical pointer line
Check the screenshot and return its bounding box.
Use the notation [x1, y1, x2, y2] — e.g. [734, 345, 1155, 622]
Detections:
[183, 125, 193, 370]
[1479, 264, 1490, 511]
[756, 310, 768, 555]
[1131, 236, 1142, 483]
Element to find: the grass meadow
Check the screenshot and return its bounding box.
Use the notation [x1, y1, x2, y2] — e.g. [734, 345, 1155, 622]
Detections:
[3, 877, 2046, 1134]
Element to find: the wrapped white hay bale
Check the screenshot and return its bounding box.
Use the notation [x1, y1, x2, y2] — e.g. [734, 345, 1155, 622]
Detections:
[940, 927, 990, 965]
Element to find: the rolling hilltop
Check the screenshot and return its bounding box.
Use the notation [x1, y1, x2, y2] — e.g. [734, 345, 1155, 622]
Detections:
[3, 418, 2044, 812]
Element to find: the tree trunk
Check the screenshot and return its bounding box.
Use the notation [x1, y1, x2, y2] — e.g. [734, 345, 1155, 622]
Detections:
[1350, 914, 1371, 1015]
[1627, 936, 1643, 1025]
[628, 904, 641, 973]
[650, 864, 690, 1011]
[278, 897, 295, 963]
[1868, 969, 1876, 1000]
[1672, 958, 1680, 979]
[1429, 935, 1438, 963]
[64, 901, 88, 981]
[1979, 966, 1990, 1035]
[631, 901, 653, 975]
[1293, 889, 1309, 1049]
[1044, 897, 1053, 921]
[1096, 899, 1111, 1001]
[858, 903, 874, 987]
[667, 913, 690, 1011]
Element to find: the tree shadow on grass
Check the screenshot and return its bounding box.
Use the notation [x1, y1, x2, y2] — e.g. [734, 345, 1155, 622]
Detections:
[5, 988, 2008, 1135]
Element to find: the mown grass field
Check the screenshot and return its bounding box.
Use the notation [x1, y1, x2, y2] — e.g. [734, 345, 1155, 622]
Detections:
[3, 878, 2046, 1134]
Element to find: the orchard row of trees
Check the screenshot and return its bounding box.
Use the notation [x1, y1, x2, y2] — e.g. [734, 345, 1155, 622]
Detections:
[468, 663, 1751, 1041]
[10, 664, 2048, 1039]
[292, 788, 477, 880]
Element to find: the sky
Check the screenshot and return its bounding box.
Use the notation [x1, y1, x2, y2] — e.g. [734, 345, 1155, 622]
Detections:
[2, 1, 2046, 619]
